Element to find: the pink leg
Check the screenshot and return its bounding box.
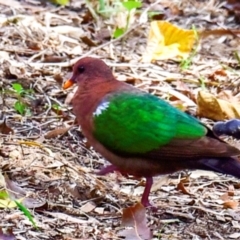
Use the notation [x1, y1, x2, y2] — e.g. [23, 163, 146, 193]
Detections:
[96, 164, 119, 175]
[141, 177, 156, 210]
[97, 167, 157, 210]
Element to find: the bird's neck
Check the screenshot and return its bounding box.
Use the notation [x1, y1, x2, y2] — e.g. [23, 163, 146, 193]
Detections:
[72, 79, 127, 128]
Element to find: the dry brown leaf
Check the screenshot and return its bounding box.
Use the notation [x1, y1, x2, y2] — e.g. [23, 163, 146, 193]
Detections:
[8, 66, 25, 79]
[0, 0, 21, 8]
[45, 211, 98, 224]
[94, 207, 104, 214]
[229, 233, 240, 239]
[197, 91, 240, 120]
[0, 51, 10, 61]
[220, 192, 230, 201]
[208, 69, 227, 81]
[223, 200, 239, 209]
[5, 174, 26, 198]
[80, 202, 96, 213]
[177, 179, 191, 195]
[220, 185, 237, 205]
[119, 203, 152, 240]
[228, 185, 235, 197]
[44, 126, 71, 139]
[26, 41, 41, 50]
[151, 175, 173, 192]
[0, 119, 13, 135]
[43, 55, 67, 63]
[22, 198, 46, 209]
[190, 170, 218, 179]
[81, 36, 97, 47]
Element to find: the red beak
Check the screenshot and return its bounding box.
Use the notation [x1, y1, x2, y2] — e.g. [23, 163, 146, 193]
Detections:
[63, 79, 75, 89]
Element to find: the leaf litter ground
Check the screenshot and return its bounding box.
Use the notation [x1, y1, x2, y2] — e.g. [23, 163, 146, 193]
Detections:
[0, 0, 240, 239]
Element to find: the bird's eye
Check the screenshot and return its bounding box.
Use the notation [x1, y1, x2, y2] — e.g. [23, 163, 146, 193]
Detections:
[78, 66, 85, 73]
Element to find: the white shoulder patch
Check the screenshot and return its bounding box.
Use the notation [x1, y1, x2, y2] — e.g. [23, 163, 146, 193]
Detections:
[93, 101, 110, 117]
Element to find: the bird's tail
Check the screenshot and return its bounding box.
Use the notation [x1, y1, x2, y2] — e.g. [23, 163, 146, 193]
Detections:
[197, 157, 240, 178]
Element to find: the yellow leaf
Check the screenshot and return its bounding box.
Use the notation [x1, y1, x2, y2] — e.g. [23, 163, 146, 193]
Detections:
[0, 198, 24, 208]
[197, 91, 240, 121]
[143, 21, 196, 61]
[18, 141, 43, 148]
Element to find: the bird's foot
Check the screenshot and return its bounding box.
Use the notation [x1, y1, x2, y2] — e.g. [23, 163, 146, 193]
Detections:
[142, 200, 158, 212]
[96, 164, 119, 175]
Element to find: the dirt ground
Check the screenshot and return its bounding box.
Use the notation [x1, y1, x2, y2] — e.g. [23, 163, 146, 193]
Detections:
[0, 0, 240, 239]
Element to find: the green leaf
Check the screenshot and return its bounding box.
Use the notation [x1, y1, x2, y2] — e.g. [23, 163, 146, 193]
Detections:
[234, 51, 240, 65]
[199, 76, 206, 90]
[56, 0, 69, 5]
[122, 0, 142, 11]
[12, 83, 23, 95]
[15, 200, 38, 229]
[180, 58, 192, 70]
[50, 0, 69, 5]
[52, 103, 60, 110]
[98, 0, 106, 12]
[0, 190, 10, 199]
[113, 27, 125, 38]
[14, 101, 26, 115]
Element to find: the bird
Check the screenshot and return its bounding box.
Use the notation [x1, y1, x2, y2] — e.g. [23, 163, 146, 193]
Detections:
[63, 57, 240, 208]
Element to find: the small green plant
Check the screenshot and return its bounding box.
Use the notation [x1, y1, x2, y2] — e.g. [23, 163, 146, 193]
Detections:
[92, 0, 142, 38]
[15, 200, 38, 229]
[52, 103, 61, 111]
[113, 27, 125, 39]
[12, 83, 24, 94]
[113, 0, 142, 38]
[180, 25, 199, 70]
[234, 51, 240, 65]
[198, 75, 206, 90]
[11, 83, 33, 116]
[96, 0, 119, 16]
[98, 0, 106, 13]
[52, 103, 63, 115]
[14, 100, 27, 115]
[0, 191, 37, 229]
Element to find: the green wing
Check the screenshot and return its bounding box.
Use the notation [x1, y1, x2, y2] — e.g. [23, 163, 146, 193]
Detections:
[93, 92, 207, 154]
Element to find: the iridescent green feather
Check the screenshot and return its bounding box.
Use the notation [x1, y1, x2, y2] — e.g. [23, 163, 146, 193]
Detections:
[93, 92, 206, 154]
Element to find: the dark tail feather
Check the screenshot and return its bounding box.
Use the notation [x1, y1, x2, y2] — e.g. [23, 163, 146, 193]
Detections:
[198, 157, 240, 178]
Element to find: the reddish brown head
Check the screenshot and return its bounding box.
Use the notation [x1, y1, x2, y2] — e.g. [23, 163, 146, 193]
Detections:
[63, 57, 115, 90]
